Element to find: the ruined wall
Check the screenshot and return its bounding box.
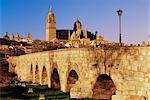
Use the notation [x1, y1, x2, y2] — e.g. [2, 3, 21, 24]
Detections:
[8, 46, 150, 100]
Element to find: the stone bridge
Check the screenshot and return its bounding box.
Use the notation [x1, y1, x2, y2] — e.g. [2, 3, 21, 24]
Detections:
[8, 47, 150, 100]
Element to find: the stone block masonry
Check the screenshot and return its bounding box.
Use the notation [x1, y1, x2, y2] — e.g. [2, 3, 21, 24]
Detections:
[8, 46, 150, 100]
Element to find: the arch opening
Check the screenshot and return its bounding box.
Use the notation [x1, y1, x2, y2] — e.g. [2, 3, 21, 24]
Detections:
[35, 65, 39, 83]
[67, 70, 79, 92]
[41, 66, 47, 85]
[92, 74, 116, 100]
[51, 68, 60, 89]
[30, 64, 33, 82]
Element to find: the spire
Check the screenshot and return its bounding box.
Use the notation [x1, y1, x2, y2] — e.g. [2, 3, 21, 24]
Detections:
[16, 32, 19, 38]
[76, 18, 81, 24]
[49, 6, 54, 15]
[50, 7, 52, 13]
[3, 32, 10, 40]
[27, 32, 31, 39]
[12, 32, 15, 40]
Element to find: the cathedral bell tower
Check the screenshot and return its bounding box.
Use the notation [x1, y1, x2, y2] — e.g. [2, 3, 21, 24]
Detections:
[46, 7, 56, 41]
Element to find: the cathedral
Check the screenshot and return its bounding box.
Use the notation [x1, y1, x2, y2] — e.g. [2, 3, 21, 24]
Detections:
[46, 7, 96, 42]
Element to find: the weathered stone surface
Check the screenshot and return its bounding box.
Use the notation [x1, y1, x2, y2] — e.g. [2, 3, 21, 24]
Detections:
[8, 47, 150, 99]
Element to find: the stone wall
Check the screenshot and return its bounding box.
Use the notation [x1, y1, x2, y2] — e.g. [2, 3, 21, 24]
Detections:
[8, 46, 150, 100]
[96, 46, 150, 100]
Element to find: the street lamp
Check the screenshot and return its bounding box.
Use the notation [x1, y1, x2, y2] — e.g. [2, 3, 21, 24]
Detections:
[117, 9, 123, 44]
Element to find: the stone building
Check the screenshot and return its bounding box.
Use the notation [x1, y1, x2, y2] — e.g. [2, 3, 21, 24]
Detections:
[0, 32, 33, 55]
[45, 7, 96, 42]
[46, 7, 56, 41]
[3, 32, 10, 40]
[2, 32, 33, 43]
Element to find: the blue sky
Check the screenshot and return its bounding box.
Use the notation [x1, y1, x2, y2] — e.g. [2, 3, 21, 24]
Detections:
[0, 0, 150, 44]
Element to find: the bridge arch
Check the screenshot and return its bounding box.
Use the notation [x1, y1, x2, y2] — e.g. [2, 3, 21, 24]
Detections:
[41, 66, 48, 85]
[66, 69, 79, 92]
[92, 74, 116, 99]
[30, 64, 33, 82]
[35, 65, 40, 83]
[51, 68, 61, 89]
[67, 62, 80, 77]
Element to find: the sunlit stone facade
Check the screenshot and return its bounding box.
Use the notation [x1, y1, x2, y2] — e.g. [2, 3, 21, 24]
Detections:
[8, 46, 150, 100]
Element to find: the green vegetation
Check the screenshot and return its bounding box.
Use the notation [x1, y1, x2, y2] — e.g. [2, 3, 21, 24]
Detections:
[0, 84, 70, 100]
[0, 84, 95, 100]
[25, 84, 70, 99]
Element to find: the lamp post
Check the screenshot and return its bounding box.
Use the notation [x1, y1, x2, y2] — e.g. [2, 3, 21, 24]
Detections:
[117, 9, 123, 44]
